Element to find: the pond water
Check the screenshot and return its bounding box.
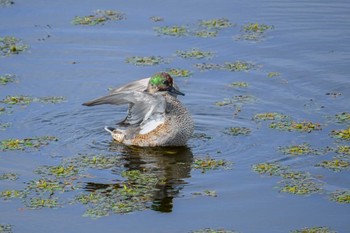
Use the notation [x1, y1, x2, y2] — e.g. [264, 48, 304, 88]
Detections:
[1, 0, 350, 232]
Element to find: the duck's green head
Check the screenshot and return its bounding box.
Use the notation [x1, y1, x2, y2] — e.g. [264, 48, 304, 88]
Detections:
[148, 72, 184, 96]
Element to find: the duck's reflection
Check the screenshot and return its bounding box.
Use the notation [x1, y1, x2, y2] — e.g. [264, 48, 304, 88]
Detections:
[84, 143, 193, 213]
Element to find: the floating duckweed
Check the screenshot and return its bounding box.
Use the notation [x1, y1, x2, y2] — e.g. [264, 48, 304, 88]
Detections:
[270, 120, 322, 133]
[267, 72, 281, 78]
[222, 61, 255, 72]
[215, 95, 256, 106]
[26, 178, 75, 193]
[253, 112, 288, 121]
[37, 96, 66, 104]
[236, 23, 274, 41]
[230, 81, 248, 88]
[316, 159, 350, 171]
[279, 143, 321, 156]
[167, 68, 192, 77]
[149, 16, 164, 22]
[252, 162, 287, 176]
[193, 30, 218, 38]
[195, 61, 256, 72]
[126, 56, 165, 66]
[35, 165, 79, 178]
[72, 10, 125, 25]
[280, 171, 310, 180]
[279, 179, 322, 195]
[329, 190, 350, 204]
[199, 18, 234, 29]
[0, 136, 58, 151]
[291, 226, 336, 233]
[224, 127, 251, 136]
[330, 127, 350, 141]
[154, 25, 188, 36]
[191, 228, 238, 233]
[192, 133, 212, 140]
[192, 190, 217, 197]
[0, 122, 11, 131]
[0, 224, 12, 233]
[192, 157, 230, 173]
[0, 190, 25, 200]
[0, 74, 16, 85]
[0, 36, 28, 56]
[1, 95, 33, 105]
[176, 48, 214, 59]
[334, 112, 350, 124]
[0, 173, 19, 181]
[27, 197, 59, 209]
[335, 145, 350, 155]
[65, 154, 123, 169]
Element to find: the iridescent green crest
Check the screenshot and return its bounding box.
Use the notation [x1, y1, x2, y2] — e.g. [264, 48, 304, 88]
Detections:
[150, 74, 164, 85]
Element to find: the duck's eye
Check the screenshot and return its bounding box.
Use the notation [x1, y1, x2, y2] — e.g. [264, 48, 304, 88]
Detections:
[163, 80, 169, 85]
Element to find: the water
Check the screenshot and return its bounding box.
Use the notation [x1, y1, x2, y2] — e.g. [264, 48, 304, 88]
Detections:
[1, 0, 350, 232]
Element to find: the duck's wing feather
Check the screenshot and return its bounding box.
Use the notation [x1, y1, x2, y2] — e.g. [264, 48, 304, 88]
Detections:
[83, 91, 166, 125]
[109, 78, 150, 93]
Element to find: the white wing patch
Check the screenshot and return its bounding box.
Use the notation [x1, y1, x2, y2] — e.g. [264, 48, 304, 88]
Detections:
[139, 115, 164, 135]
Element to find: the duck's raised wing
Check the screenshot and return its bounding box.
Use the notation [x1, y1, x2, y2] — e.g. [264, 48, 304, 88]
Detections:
[82, 91, 166, 125]
[109, 78, 150, 93]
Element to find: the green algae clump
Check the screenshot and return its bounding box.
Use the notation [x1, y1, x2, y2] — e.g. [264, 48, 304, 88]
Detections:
[72, 10, 125, 26]
[290, 226, 336, 233]
[0, 74, 16, 85]
[330, 127, 350, 141]
[0, 136, 58, 151]
[279, 143, 322, 156]
[334, 112, 350, 124]
[176, 48, 214, 59]
[0, 173, 18, 181]
[154, 25, 188, 36]
[330, 190, 350, 204]
[199, 18, 234, 29]
[279, 179, 322, 195]
[224, 127, 251, 136]
[252, 162, 287, 176]
[0, 36, 28, 56]
[316, 159, 350, 171]
[167, 68, 192, 78]
[270, 120, 322, 133]
[253, 112, 288, 121]
[126, 56, 165, 66]
[192, 157, 230, 173]
[237, 23, 274, 41]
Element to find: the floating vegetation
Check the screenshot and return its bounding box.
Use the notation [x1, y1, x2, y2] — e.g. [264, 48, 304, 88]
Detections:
[0, 95, 66, 105]
[279, 179, 322, 195]
[236, 23, 274, 41]
[192, 156, 230, 173]
[125, 56, 165, 66]
[0, 173, 19, 181]
[267, 72, 281, 78]
[27, 197, 59, 209]
[0, 36, 28, 56]
[224, 127, 251, 136]
[0, 189, 25, 200]
[252, 162, 288, 176]
[149, 16, 164, 22]
[279, 143, 323, 156]
[290, 226, 336, 233]
[215, 95, 256, 106]
[35, 165, 79, 178]
[191, 228, 238, 233]
[199, 18, 234, 29]
[64, 154, 123, 170]
[0, 224, 12, 233]
[154, 25, 188, 36]
[192, 190, 217, 197]
[193, 30, 218, 38]
[74, 170, 164, 217]
[72, 10, 125, 25]
[230, 81, 248, 88]
[0, 74, 16, 85]
[326, 92, 342, 98]
[176, 48, 214, 59]
[269, 120, 322, 133]
[329, 190, 350, 204]
[316, 159, 350, 172]
[0, 136, 58, 151]
[330, 127, 350, 141]
[333, 112, 350, 124]
[0, 0, 14, 7]
[0, 122, 11, 131]
[167, 68, 192, 78]
[195, 61, 256, 72]
[26, 178, 75, 193]
[192, 132, 212, 141]
[334, 145, 350, 156]
[253, 112, 288, 121]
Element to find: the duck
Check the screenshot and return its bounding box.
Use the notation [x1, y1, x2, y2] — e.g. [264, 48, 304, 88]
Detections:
[83, 72, 194, 147]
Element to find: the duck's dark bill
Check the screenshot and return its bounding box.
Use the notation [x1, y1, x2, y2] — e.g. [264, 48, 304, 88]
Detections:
[168, 86, 185, 96]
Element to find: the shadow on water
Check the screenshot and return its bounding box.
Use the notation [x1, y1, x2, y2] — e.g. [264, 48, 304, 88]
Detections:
[85, 144, 193, 213]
